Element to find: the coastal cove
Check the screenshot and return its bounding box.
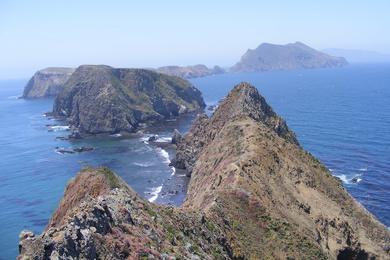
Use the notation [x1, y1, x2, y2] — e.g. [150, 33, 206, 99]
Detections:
[1, 64, 390, 259]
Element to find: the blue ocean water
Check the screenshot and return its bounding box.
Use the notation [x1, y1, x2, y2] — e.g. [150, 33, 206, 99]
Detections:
[0, 81, 192, 259]
[0, 64, 389, 258]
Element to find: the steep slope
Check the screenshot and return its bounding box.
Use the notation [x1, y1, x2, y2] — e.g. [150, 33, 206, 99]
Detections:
[231, 42, 348, 72]
[18, 167, 231, 259]
[156, 64, 225, 79]
[22, 67, 74, 98]
[19, 83, 389, 259]
[176, 83, 389, 259]
[53, 65, 205, 135]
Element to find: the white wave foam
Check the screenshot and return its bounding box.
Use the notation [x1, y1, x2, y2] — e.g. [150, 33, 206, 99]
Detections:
[156, 147, 170, 164]
[335, 173, 363, 185]
[140, 135, 153, 144]
[155, 147, 176, 176]
[358, 168, 367, 172]
[155, 137, 172, 143]
[335, 174, 350, 184]
[7, 95, 20, 99]
[110, 133, 122, 137]
[171, 167, 176, 176]
[133, 162, 154, 167]
[148, 185, 163, 202]
[48, 125, 70, 132]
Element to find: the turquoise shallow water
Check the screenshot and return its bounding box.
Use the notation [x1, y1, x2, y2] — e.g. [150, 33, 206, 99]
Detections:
[1, 64, 390, 259]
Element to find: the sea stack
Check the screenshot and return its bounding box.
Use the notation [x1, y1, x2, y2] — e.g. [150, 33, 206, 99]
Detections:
[52, 65, 206, 135]
[19, 83, 390, 259]
[22, 67, 75, 98]
[231, 42, 348, 72]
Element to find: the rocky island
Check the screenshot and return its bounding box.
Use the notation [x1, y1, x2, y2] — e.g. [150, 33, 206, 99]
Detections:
[156, 64, 225, 79]
[52, 65, 205, 135]
[19, 83, 389, 259]
[22, 64, 223, 100]
[231, 42, 348, 72]
[22, 67, 75, 98]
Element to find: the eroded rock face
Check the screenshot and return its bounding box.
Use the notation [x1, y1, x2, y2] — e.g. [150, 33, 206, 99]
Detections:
[53, 65, 206, 135]
[19, 83, 390, 259]
[22, 68, 75, 98]
[18, 168, 231, 259]
[231, 42, 348, 72]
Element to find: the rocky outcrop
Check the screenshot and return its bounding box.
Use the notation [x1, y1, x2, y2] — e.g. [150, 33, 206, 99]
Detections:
[171, 129, 182, 145]
[231, 42, 348, 72]
[172, 83, 298, 174]
[156, 64, 225, 79]
[22, 68, 74, 98]
[53, 65, 205, 135]
[18, 167, 231, 259]
[19, 83, 390, 259]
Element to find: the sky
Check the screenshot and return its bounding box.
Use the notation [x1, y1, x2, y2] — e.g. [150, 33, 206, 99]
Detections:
[0, 0, 389, 79]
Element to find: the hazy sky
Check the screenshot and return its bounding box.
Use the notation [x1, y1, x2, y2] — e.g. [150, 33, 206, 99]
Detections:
[1, 0, 389, 79]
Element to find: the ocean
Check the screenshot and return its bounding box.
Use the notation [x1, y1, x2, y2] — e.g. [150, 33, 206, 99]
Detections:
[0, 64, 389, 259]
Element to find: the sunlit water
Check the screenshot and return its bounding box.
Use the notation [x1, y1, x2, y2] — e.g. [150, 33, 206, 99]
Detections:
[0, 64, 389, 258]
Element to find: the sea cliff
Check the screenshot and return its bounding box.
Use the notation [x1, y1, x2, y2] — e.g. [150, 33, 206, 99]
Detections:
[22, 68, 74, 98]
[52, 65, 205, 135]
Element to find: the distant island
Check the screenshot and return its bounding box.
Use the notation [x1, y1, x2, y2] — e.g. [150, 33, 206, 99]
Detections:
[231, 42, 348, 72]
[52, 65, 205, 135]
[156, 64, 225, 79]
[22, 67, 74, 98]
[21, 42, 352, 101]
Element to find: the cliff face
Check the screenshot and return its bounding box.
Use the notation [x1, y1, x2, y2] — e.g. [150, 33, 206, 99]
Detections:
[22, 68, 75, 98]
[156, 64, 225, 79]
[231, 42, 348, 72]
[19, 83, 389, 259]
[53, 65, 205, 134]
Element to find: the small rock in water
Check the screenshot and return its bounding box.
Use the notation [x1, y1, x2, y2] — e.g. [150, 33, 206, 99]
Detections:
[55, 136, 69, 141]
[148, 135, 158, 142]
[55, 147, 75, 154]
[171, 129, 182, 144]
[351, 177, 359, 183]
[55, 146, 94, 154]
[207, 105, 217, 111]
[73, 146, 94, 153]
[69, 130, 82, 139]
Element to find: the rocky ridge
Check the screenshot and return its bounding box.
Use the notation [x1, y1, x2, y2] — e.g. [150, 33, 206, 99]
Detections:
[53, 65, 205, 135]
[231, 42, 348, 72]
[19, 83, 390, 259]
[22, 68, 75, 98]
